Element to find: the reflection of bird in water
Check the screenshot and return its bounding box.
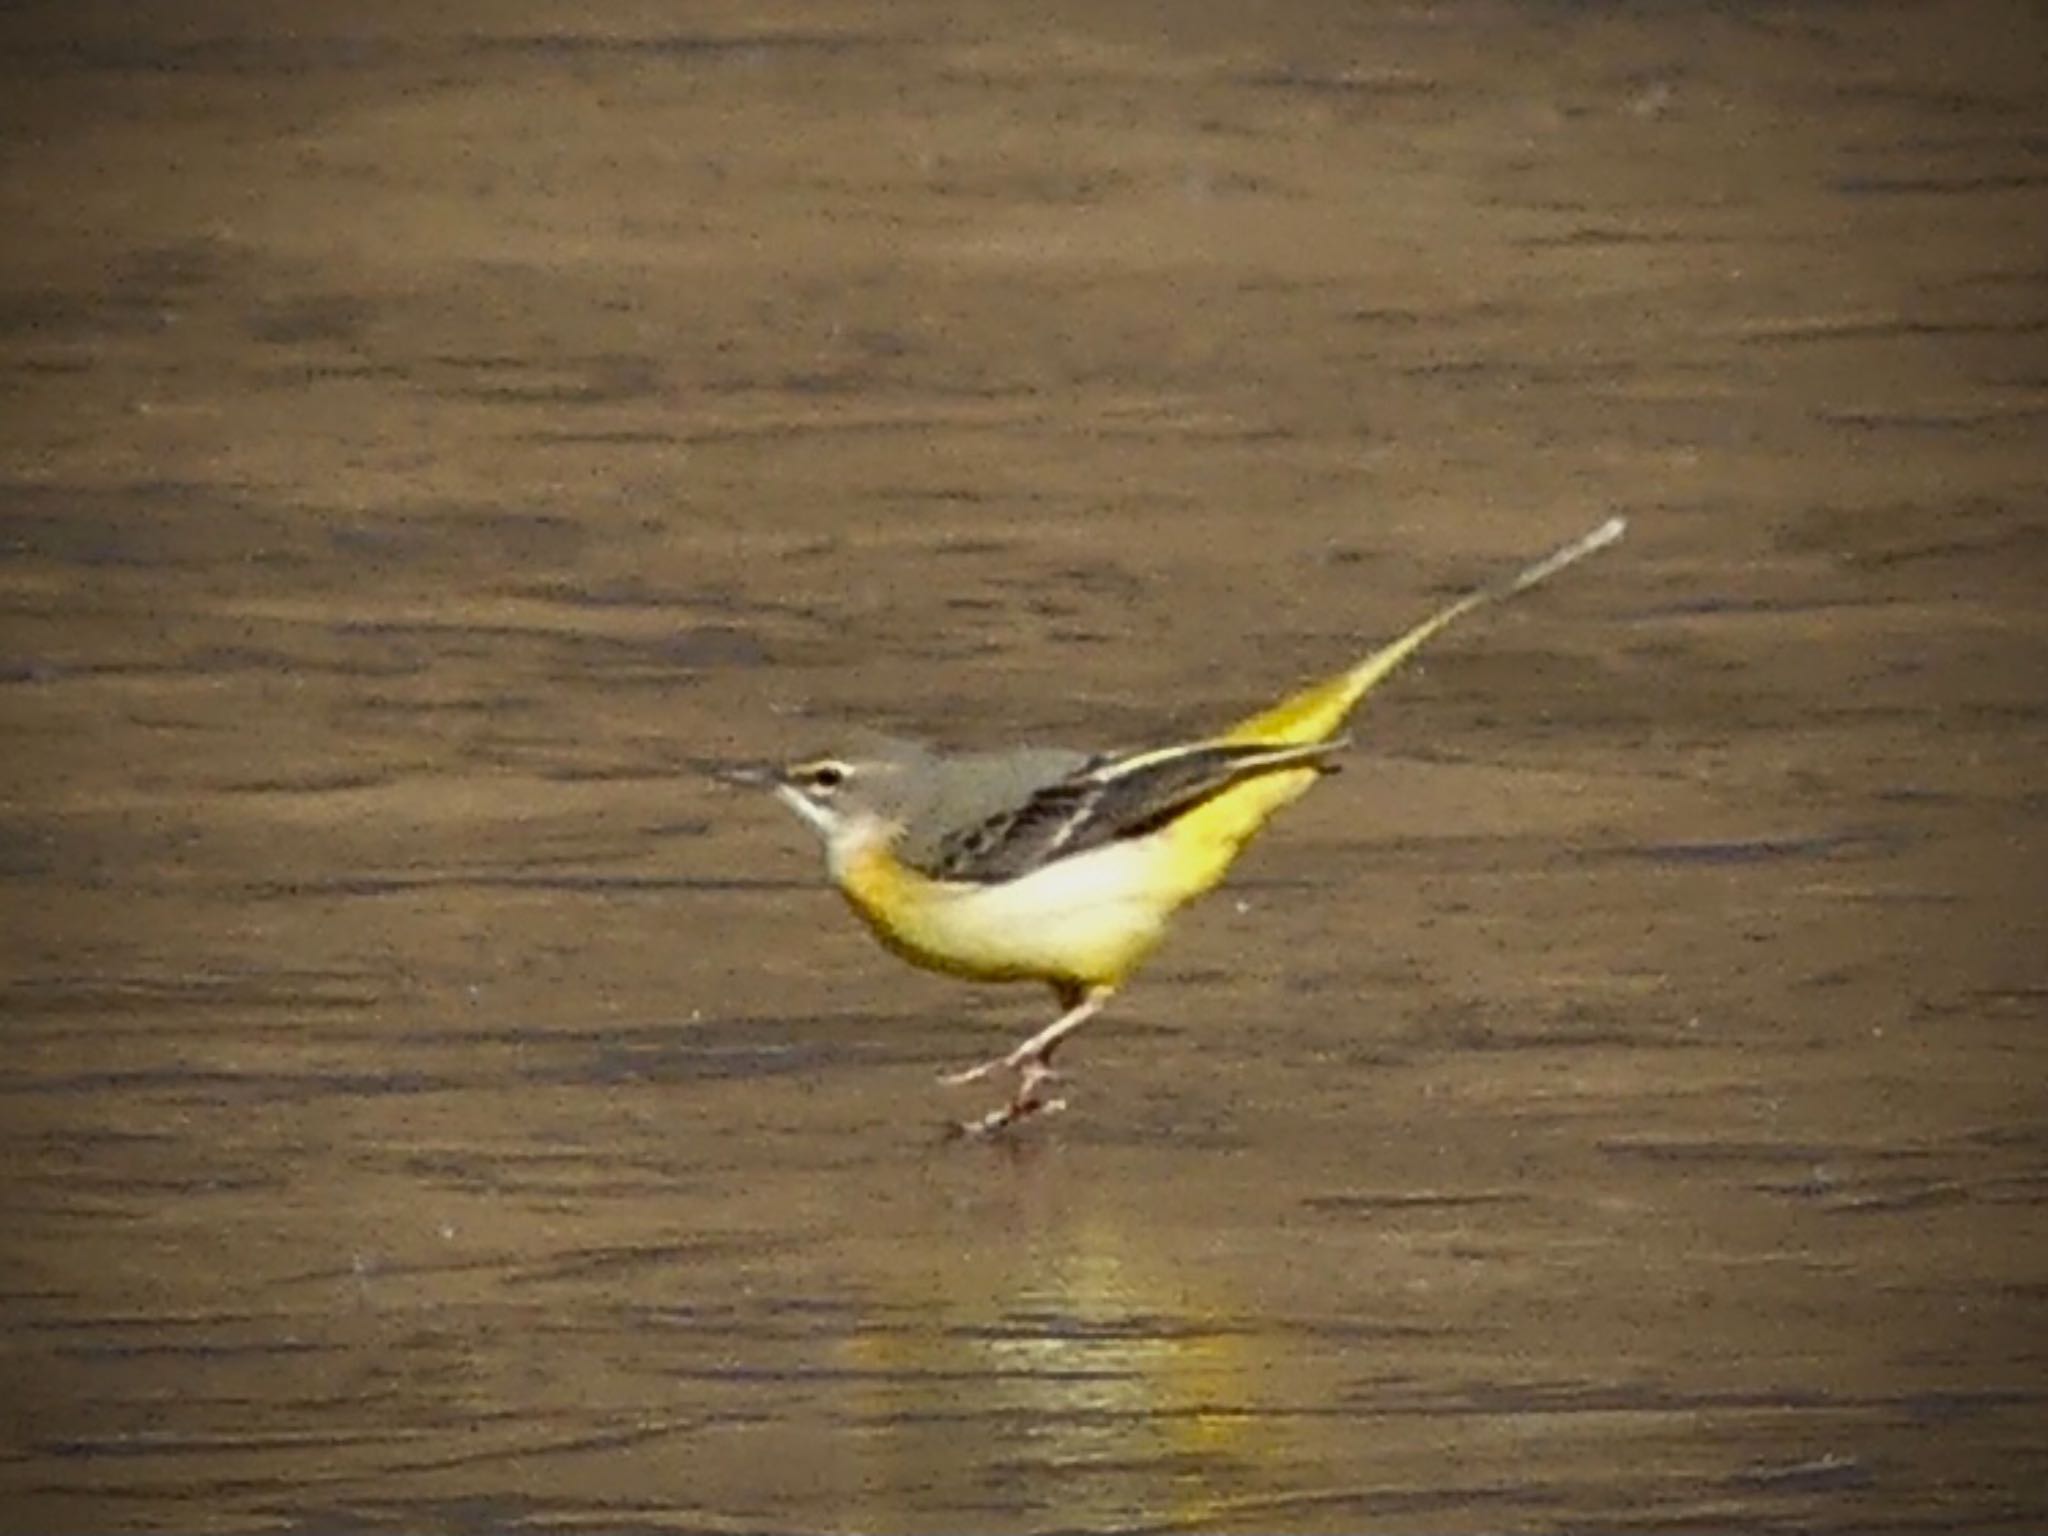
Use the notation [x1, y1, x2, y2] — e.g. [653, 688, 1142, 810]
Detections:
[835, 1202, 1268, 1531]
[741, 518, 1625, 1132]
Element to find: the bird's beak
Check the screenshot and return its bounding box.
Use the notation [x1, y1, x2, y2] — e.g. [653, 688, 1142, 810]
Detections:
[715, 761, 780, 790]
[716, 761, 839, 840]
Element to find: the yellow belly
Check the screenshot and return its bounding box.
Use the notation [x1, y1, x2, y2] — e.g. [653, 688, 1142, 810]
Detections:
[832, 765, 1323, 990]
[836, 840, 1167, 988]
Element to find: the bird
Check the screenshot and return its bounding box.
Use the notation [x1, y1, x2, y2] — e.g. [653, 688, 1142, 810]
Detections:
[737, 515, 1626, 1135]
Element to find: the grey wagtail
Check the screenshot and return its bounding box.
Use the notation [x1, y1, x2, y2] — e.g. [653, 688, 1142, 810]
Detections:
[739, 515, 1625, 1135]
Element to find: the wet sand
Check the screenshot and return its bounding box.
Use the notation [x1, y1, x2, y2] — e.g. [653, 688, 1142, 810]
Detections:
[3, 2, 2045, 1530]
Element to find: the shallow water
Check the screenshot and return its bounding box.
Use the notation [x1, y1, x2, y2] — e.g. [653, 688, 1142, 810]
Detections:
[3, 2, 2045, 1531]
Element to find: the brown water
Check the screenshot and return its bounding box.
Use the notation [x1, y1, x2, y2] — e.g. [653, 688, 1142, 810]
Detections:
[3, 3, 2045, 1531]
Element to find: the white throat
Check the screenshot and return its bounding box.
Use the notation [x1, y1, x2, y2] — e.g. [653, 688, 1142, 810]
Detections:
[772, 785, 892, 875]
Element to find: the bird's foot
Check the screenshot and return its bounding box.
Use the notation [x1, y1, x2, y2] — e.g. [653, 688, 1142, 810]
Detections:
[945, 1052, 1065, 1137]
[953, 1090, 1067, 1140]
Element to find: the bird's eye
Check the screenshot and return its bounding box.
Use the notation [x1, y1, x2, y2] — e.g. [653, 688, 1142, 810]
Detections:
[807, 763, 847, 792]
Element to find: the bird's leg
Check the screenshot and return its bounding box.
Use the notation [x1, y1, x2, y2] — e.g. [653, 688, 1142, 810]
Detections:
[994, 990, 1106, 1089]
[946, 986, 1114, 1136]
[941, 986, 1109, 1087]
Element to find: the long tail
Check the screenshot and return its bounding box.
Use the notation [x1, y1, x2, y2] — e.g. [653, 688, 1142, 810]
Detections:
[1223, 515, 1626, 745]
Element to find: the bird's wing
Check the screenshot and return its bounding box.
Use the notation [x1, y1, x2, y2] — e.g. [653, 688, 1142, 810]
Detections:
[887, 744, 1094, 872]
[918, 738, 1345, 883]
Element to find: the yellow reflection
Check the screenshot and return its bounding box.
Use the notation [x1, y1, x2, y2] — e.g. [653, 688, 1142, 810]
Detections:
[840, 1197, 1268, 1529]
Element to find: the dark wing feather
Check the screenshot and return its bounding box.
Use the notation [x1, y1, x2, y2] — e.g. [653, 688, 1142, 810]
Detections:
[921, 739, 1342, 883]
[887, 744, 1093, 872]
[923, 777, 1106, 881]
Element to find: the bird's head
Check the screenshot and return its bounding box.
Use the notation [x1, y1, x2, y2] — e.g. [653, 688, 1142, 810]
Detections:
[726, 736, 933, 865]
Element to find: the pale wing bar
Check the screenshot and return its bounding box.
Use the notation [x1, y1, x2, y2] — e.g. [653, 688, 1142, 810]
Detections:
[924, 739, 1345, 883]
